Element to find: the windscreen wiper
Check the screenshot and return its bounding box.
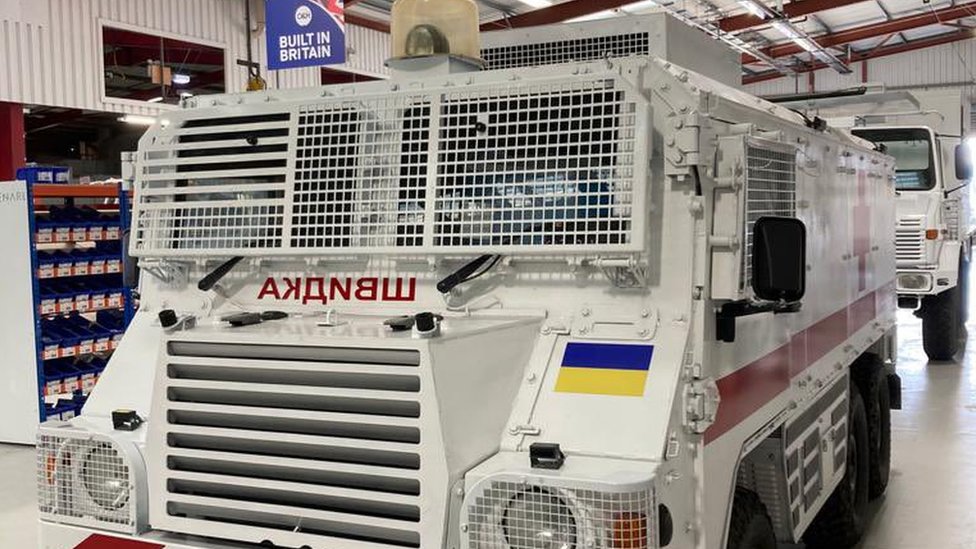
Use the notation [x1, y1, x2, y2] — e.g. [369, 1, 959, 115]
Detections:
[437, 254, 501, 294]
[198, 256, 244, 291]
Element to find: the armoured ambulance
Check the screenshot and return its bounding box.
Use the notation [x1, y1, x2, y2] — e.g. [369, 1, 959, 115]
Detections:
[36, 6, 900, 549]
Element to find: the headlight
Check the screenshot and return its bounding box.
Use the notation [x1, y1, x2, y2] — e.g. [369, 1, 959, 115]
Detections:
[80, 443, 130, 511]
[898, 273, 932, 291]
[501, 487, 578, 549]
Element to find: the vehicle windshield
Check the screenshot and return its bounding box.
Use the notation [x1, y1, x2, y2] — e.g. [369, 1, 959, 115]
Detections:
[851, 128, 936, 191]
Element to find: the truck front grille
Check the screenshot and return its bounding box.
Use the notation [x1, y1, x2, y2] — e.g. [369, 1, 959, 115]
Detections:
[896, 217, 925, 265]
[151, 342, 428, 548]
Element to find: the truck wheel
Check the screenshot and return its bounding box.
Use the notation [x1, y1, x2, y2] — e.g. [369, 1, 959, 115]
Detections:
[853, 356, 892, 499]
[960, 257, 970, 324]
[803, 388, 870, 549]
[921, 285, 961, 361]
[726, 488, 776, 549]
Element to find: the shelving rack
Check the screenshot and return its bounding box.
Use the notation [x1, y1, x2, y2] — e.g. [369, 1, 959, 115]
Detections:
[0, 181, 134, 443]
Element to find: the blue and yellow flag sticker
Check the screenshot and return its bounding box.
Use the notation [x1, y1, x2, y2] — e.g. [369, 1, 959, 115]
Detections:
[555, 343, 654, 396]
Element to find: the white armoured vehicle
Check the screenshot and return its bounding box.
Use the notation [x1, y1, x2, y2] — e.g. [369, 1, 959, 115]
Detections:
[772, 88, 974, 360]
[37, 8, 900, 549]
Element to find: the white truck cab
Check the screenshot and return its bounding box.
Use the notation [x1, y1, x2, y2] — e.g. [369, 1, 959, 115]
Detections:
[773, 89, 974, 360]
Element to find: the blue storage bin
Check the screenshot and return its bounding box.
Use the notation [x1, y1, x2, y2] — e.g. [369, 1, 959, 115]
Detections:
[17, 165, 69, 185]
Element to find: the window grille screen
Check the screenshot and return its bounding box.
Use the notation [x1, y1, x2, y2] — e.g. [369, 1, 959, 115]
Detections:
[743, 144, 797, 289]
[131, 73, 645, 257]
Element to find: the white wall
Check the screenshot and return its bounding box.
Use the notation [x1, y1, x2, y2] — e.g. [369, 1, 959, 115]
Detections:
[0, 0, 390, 115]
[745, 37, 976, 99]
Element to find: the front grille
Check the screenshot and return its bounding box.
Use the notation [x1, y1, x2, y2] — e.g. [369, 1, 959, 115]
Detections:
[37, 424, 137, 533]
[152, 342, 427, 548]
[896, 217, 925, 264]
[465, 479, 654, 549]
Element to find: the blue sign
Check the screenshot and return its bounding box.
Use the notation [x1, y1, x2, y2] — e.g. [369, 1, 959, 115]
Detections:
[266, 0, 346, 70]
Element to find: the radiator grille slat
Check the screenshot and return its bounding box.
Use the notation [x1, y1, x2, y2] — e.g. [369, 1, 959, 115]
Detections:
[154, 343, 427, 548]
[896, 217, 925, 264]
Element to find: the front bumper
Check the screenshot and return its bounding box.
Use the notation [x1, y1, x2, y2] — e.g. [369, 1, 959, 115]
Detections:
[41, 521, 238, 549]
[896, 268, 957, 297]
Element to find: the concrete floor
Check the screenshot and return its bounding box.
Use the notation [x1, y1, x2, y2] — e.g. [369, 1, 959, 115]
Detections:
[2, 309, 975, 548]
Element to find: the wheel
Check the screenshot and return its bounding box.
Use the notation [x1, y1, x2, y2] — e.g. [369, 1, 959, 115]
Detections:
[921, 284, 961, 361]
[803, 388, 870, 549]
[726, 488, 776, 549]
[852, 356, 892, 499]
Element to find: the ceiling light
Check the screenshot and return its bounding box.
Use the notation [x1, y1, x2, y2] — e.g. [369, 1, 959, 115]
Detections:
[118, 115, 157, 126]
[771, 20, 801, 40]
[737, 0, 769, 19]
[795, 37, 819, 53]
[517, 0, 552, 7]
[172, 73, 191, 85]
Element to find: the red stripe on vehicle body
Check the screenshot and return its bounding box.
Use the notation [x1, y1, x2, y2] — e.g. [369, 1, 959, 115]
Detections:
[849, 292, 877, 336]
[704, 283, 894, 445]
[75, 534, 164, 549]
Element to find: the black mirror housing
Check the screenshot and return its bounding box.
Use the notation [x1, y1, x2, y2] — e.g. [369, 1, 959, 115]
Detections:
[955, 144, 972, 181]
[752, 217, 806, 302]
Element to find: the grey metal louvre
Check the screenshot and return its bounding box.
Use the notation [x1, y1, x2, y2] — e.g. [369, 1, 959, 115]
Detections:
[151, 341, 433, 549]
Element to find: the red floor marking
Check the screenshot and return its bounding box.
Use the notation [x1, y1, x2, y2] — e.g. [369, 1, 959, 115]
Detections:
[75, 534, 164, 549]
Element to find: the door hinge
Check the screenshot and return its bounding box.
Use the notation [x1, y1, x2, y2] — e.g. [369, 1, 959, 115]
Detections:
[685, 378, 720, 434]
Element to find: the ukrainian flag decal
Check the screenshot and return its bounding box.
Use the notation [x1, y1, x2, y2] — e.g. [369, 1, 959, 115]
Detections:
[555, 342, 654, 396]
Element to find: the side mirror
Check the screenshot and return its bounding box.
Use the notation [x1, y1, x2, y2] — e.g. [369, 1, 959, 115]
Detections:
[955, 144, 972, 181]
[752, 217, 806, 302]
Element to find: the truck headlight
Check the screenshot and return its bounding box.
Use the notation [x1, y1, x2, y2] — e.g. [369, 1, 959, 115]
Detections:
[501, 487, 578, 549]
[898, 273, 932, 291]
[464, 476, 654, 549]
[37, 423, 145, 534]
[80, 443, 130, 511]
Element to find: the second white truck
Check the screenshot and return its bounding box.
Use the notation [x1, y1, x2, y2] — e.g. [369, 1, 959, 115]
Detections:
[773, 88, 974, 360]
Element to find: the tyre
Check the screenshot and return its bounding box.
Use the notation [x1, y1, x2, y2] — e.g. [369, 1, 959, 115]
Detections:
[726, 488, 776, 549]
[921, 284, 961, 361]
[852, 356, 892, 499]
[960, 257, 970, 324]
[803, 388, 870, 549]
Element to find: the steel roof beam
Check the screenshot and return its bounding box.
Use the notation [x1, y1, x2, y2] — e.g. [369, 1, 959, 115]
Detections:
[743, 29, 975, 84]
[744, 1, 976, 62]
[481, 0, 639, 30]
[720, 0, 868, 32]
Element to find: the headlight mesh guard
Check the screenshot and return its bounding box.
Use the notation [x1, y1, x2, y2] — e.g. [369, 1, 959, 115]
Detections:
[37, 422, 138, 533]
[463, 476, 655, 549]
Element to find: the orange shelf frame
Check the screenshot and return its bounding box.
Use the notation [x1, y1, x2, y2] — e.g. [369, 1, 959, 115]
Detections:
[32, 183, 120, 199]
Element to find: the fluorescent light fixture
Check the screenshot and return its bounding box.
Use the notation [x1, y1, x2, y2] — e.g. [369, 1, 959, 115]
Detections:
[771, 20, 800, 40]
[517, 0, 552, 7]
[147, 96, 164, 103]
[737, 0, 768, 19]
[172, 73, 191, 85]
[118, 115, 157, 126]
[796, 37, 819, 53]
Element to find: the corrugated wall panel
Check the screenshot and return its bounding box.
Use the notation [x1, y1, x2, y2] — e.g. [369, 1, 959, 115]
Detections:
[0, 0, 389, 113]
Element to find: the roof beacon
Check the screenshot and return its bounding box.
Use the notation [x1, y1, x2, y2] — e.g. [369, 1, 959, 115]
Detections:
[388, 0, 483, 75]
